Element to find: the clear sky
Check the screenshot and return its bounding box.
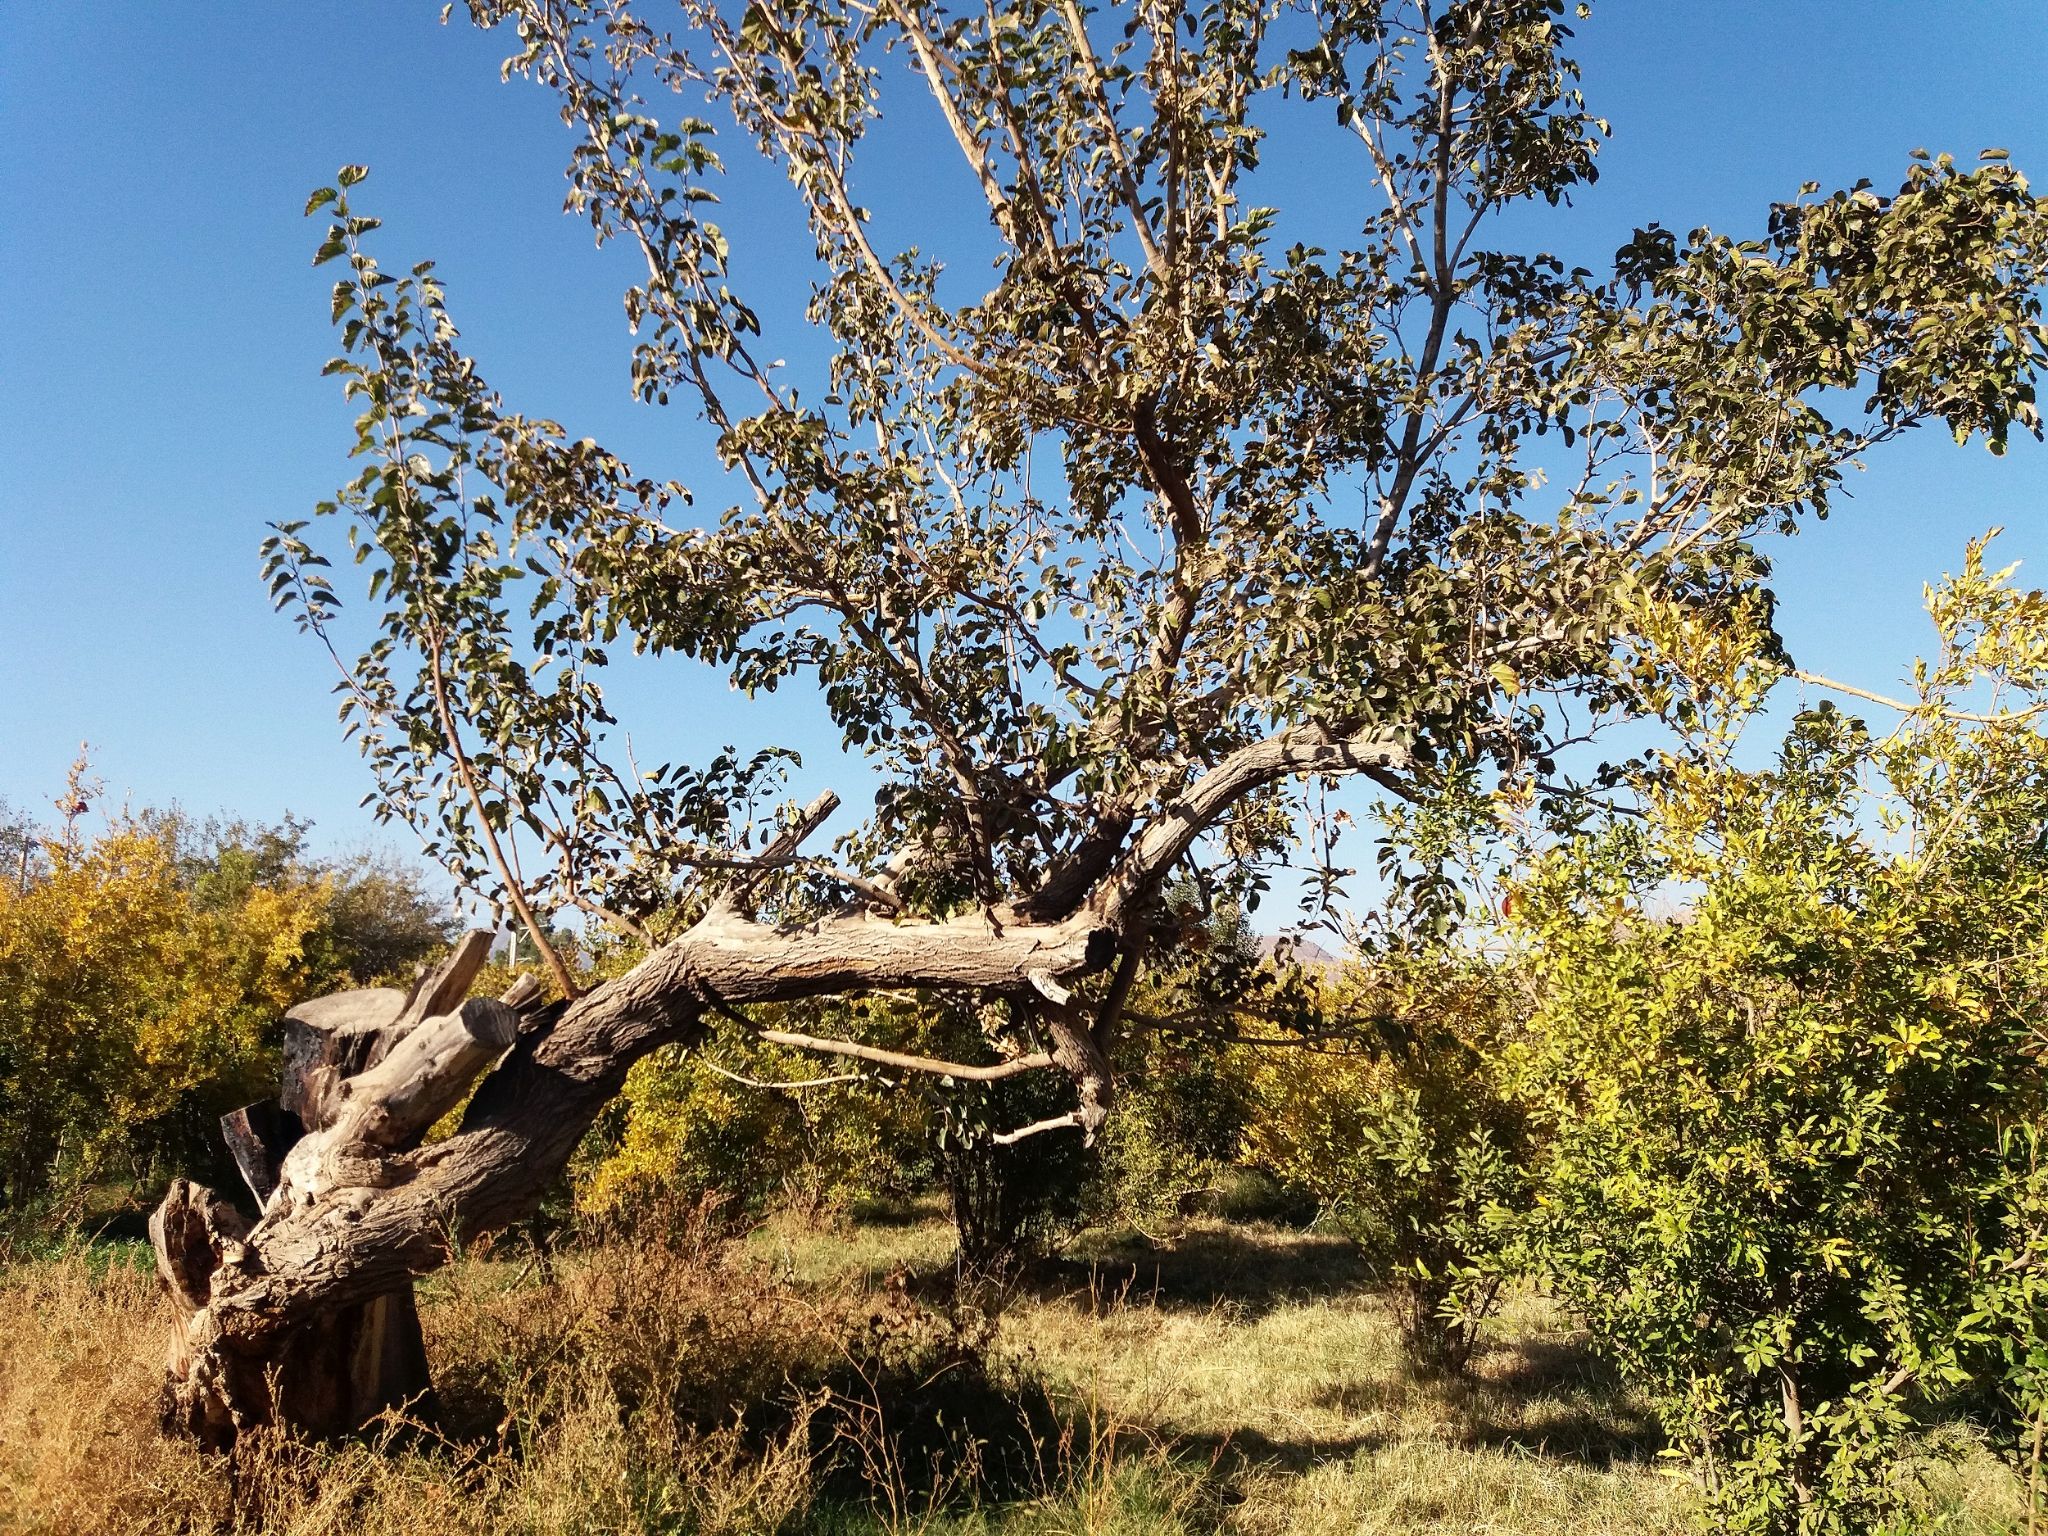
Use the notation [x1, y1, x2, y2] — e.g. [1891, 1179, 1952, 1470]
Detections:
[3, 2, 2046, 875]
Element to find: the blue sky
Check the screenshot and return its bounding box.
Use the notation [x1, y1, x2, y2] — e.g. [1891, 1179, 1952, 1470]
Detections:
[3, 2, 2046, 881]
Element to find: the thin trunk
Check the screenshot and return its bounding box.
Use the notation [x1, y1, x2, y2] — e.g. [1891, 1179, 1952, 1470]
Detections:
[2028, 1394, 2046, 1536]
[1779, 1366, 1814, 1520]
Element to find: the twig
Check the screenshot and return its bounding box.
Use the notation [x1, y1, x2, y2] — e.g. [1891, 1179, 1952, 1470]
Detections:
[425, 641, 579, 1001]
[990, 1111, 1084, 1145]
[702, 1060, 865, 1092]
[1791, 669, 2047, 726]
[752, 1028, 1055, 1082]
[708, 791, 841, 916]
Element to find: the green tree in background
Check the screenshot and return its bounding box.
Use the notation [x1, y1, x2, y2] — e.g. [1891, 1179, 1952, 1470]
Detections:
[146, 810, 457, 989]
[0, 789, 454, 1226]
[0, 822, 321, 1222]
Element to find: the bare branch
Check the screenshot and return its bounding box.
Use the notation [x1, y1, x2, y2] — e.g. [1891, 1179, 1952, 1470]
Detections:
[708, 790, 841, 916]
[751, 1028, 1056, 1081]
[989, 1110, 1085, 1144]
[701, 1060, 866, 1091]
[1791, 669, 2048, 726]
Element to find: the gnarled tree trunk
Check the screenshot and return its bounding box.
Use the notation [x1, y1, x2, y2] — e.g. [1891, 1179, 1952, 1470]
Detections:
[148, 907, 1117, 1442]
[147, 730, 1403, 1445]
[152, 931, 516, 1443]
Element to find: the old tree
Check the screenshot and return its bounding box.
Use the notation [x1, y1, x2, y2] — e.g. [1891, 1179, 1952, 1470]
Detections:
[151, 0, 2048, 1440]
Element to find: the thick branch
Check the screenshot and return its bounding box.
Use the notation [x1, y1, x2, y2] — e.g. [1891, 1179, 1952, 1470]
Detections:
[332, 998, 521, 1150]
[220, 1102, 303, 1208]
[279, 931, 495, 1131]
[396, 929, 497, 1030]
[150, 1179, 253, 1316]
[1100, 723, 1412, 921]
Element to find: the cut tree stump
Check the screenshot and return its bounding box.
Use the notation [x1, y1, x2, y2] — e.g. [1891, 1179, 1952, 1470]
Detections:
[220, 1100, 303, 1208]
[151, 931, 507, 1444]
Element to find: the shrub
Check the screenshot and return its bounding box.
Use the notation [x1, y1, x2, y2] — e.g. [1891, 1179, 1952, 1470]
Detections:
[0, 783, 456, 1225]
[938, 1080, 1091, 1276]
[577, 994, 940, 1220]
[0, 818, 326, 1221]
[1509, 543, 2048, 1532]
[580, 986, 1098, 1278]
[1244, 952, 1527, 1377]
[435, 1198, 1072, 1516]
[1087, 1035, 1260, 1231]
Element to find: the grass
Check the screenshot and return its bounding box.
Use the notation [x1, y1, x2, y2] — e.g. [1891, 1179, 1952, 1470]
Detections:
[0, 1210, 2028, 1534]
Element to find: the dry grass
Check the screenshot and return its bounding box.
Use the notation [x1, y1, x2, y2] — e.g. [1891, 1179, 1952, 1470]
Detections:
[0, 1241, 229, 1534]
[0, 1215, 2028, 1535]
[0, 1230, 824, 1536]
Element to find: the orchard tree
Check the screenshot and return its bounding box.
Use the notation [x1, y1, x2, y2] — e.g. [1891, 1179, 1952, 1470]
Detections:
[152, 0, 2048, 1441]
[1510, 543, 2048, 1532]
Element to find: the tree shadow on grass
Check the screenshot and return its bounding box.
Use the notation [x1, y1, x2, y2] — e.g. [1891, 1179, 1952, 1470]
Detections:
[1299, 1332, 1664, 1472]
[1168, 1422, 1396, 1477]
[1160, 1332, 1663, 1480]
[1022, 1221, 1375, 1316]
[1454, 1331, 1664, 1469]
[82, 1204, 153, 1245]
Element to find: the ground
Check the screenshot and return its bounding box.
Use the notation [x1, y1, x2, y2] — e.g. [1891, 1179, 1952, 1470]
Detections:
[0, 1205, 2025, 1534]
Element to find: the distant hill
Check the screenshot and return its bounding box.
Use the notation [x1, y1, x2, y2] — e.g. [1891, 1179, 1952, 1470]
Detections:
[1254, 933, 1345, 972]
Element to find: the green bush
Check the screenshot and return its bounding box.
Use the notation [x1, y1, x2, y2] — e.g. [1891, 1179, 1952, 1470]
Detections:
[580, 990, 1087, 1268]
[578, 997, 937, 1220]
[1510, 545, 2048, 1532]
[1243, 952, 1528, 1377]
[0, 790, 456, 1226]
[1086, 1035, 1260, 1231]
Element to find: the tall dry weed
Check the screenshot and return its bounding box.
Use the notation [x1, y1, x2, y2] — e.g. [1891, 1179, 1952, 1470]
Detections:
[0, 1209, 1088, 1535]
[0, 1243, 229, 1534]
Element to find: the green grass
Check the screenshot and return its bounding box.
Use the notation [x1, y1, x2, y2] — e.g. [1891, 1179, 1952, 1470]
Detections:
[744, 1197, 961, 1284]
[717, 1212, 2025, 1534]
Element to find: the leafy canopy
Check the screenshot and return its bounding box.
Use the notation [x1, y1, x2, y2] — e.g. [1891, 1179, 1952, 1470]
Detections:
[265, 0, 2048, 975]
